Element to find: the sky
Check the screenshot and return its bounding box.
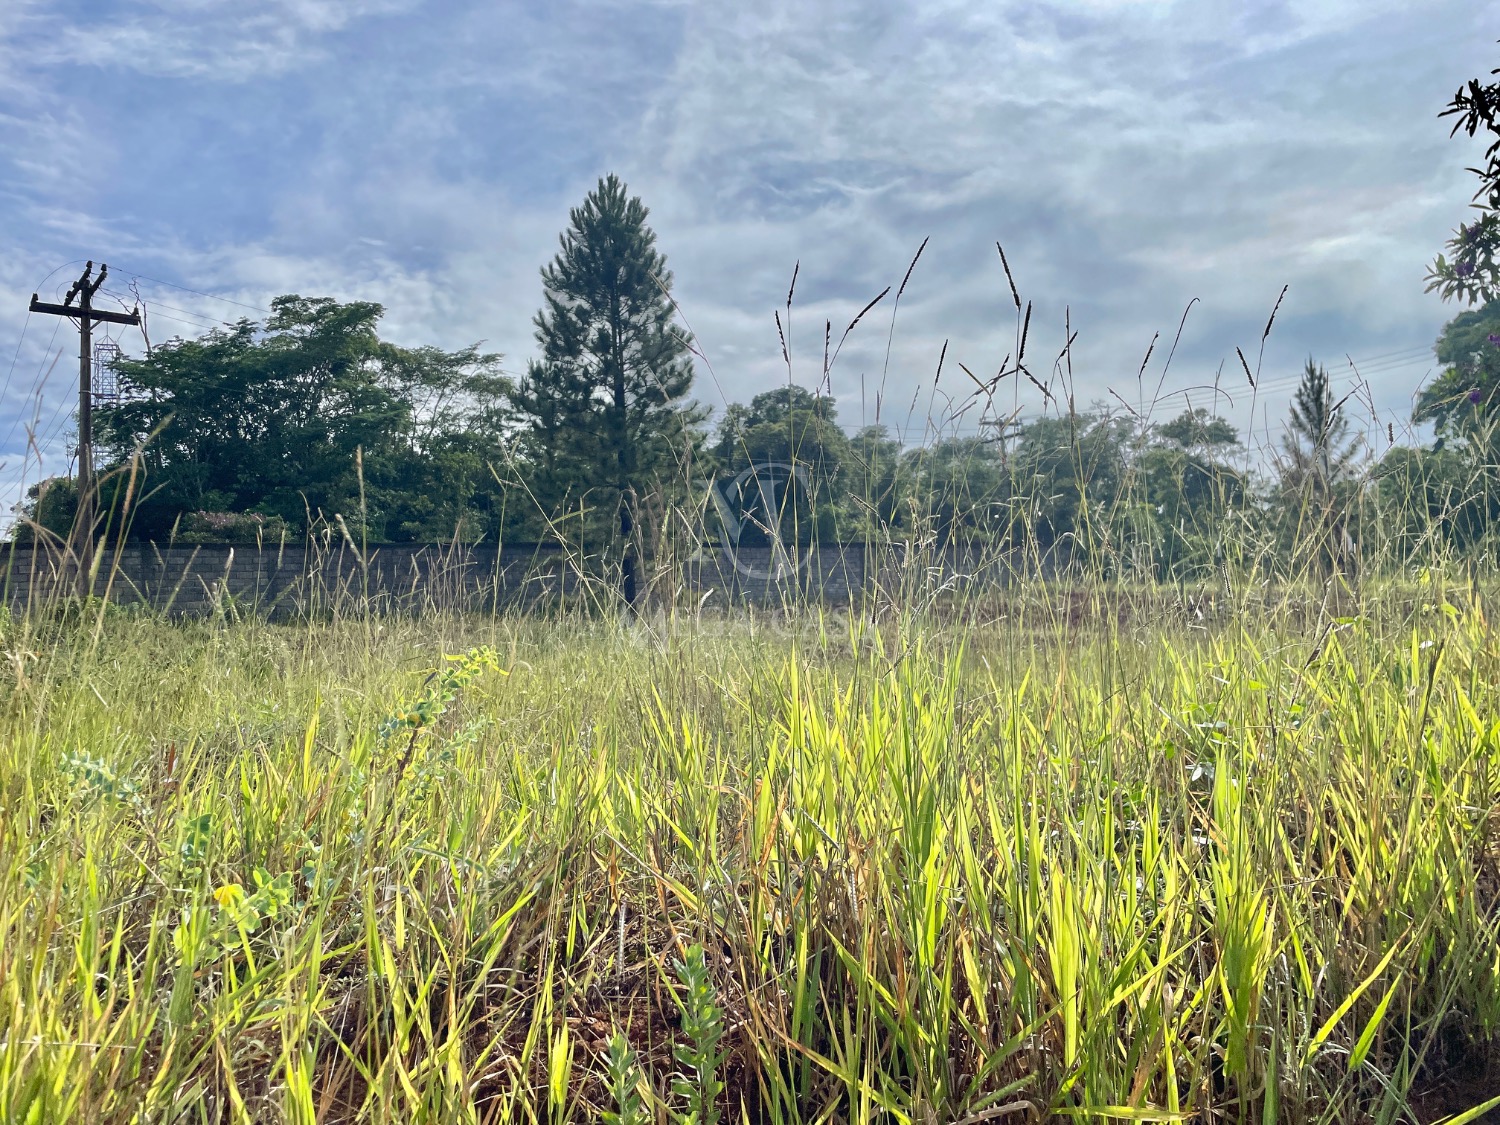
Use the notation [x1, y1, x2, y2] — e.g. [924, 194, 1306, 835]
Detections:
[1, 0, 1497, 514]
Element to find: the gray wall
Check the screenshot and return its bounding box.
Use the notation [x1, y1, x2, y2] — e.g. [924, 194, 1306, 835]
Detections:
[0, 539, 1052, 616]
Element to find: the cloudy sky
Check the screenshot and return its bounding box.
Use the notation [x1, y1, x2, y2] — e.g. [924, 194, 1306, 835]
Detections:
[0, 0, 1496, 511]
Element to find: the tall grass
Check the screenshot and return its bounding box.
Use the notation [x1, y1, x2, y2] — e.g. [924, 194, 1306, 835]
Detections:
[1, 578, 1498, 1122]
[4, 239, 1500, 1125]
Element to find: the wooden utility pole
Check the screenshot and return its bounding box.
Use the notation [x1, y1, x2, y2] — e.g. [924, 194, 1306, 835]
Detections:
[29, 262, 139, 596]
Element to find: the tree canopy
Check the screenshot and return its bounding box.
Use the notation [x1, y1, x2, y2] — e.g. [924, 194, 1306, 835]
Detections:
[508, 174, 705, 606]
[20, 148, 1500, 591]
[93, 295, 507, 543]
[1426, 43, 1500, 305]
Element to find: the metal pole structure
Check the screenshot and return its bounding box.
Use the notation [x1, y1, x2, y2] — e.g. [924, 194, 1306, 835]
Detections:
[77, 276, 93, 596]
[29, 263, 139, 598]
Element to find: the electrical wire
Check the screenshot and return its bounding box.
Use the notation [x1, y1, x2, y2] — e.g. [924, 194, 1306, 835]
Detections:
[110, 268, 269, 314]
[97, 289, 229, 338]
[0, 260, 91, 442]
[0, 318, 64, 456]
[0, 312, 31, 424]
[32, 391, 75, 460]
[1248, 357, 1435, 396]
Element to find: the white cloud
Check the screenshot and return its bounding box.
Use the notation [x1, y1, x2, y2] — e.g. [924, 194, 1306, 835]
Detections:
[28, 0, 418, 81]
[613, 0, 1496, 433]
[1, 0, 1498, 519]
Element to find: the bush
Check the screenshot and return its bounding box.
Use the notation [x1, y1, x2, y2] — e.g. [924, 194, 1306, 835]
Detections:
[175, 510, 291, 545]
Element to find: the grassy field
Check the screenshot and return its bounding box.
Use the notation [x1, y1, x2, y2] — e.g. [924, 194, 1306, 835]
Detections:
[1, 586, 1499, 1124]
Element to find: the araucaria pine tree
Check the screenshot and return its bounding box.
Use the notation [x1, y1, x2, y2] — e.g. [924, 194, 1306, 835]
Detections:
[1278, 357, 1362, 576]
[512, 173, 705, 609]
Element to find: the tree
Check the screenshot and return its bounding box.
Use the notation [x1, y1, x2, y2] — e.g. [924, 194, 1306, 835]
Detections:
[1373, 444, 1474, 560]
[843, 424, 904, 535]
[1137, 409, 1245, 579]
[1155, 408, 1240, 452]
[94, 295, 507, 543]
[1426, 43, 1500, 305]
[710, 385, 849, 544]
[1414, 299, 1500, 437]
[1276, 359, 1362, 576]
[1282, 360, 1360, 487]
[363, 341, 513, 542]
[892, 436, 1009, 546]
[512, 174, 705, 609]
[12, 476, 77, 544]
[1007, 410, 1134, 563]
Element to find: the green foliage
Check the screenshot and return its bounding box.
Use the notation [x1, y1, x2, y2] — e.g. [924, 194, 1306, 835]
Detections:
[602, 1033, 650, 1125]
[1416, 299, 1500, 436]
[1374, 444, 1477, 556]
[1136, 415, 1245, 578]
[671, 944, 726, 1125]
[843, 423, 903, 533]
[11, 475, 77, 544]
[1156, 406, 1239, 451]
[173, 510, 292, 545]
[60, 749, 144, 816]
[713, 386, 847, 475]
[1281, 359, 1361, 490]
[4, 601, 1500, 1122]
[380, 645, 502, 736]
[211, 867, 296, 935]
[711, 386, 850, 545]
[1009, 410, 1135, 554]
[1273, 359, 1363, 576]
[510, 174, 707, 603]
[94, 295, 508, 543]
[1426, 45, 1500, 305]
[892, 436, 1009, 545]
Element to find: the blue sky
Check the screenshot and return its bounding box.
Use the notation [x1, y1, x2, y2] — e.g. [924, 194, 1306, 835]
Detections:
[1, 0, 1497, 512]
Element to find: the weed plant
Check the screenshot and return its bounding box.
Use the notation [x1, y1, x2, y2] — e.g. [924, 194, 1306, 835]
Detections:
[0, 578, 1497, 1123]
[3, 248, 1500, 1123]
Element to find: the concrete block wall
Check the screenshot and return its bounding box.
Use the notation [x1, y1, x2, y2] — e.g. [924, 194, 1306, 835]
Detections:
[0, 538, 1062, 616]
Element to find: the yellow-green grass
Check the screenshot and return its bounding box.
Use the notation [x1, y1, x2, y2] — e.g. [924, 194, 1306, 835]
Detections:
[1, 589, 1498, 1124]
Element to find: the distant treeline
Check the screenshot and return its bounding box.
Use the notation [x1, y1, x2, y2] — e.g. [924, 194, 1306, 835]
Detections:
[18, 151, 1500, 596]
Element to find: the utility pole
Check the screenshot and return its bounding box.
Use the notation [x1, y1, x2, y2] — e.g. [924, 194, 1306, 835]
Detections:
[981, 416, 1024, 466]
[29, 262, 139, 596]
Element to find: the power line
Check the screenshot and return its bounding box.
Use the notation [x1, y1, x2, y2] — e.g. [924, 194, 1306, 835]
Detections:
[99, 288, 225, 334]
[0, 312, 32, 423]
[1348, 354, 1432, 372]
[0, 261, 94, 430]
[32, 389, 75, 459]
[28, 262, 140, 594]
[1345, 344, 1432, 366]
[1250, 357, 1434, 395]
[111, 268, 269, 314]
[0, 318, 65, 455]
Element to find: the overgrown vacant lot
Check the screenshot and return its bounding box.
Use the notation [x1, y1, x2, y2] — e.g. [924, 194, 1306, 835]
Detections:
[2, 590, 1499, 1124]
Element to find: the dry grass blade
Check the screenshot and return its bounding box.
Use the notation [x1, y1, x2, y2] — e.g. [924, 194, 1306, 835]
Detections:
[1136, 330, 1159, 384]
[1237, 345, 1256, 388]
[828, 285, 891, 372]
[996, 242, 1021, 310]
[1256, 283, 1289, 372]
[898, 237, 929, 301]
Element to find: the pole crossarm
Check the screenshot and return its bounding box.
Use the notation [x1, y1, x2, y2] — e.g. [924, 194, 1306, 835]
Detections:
[25, 260, 139, 597]
[29, 297, 140, 326]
